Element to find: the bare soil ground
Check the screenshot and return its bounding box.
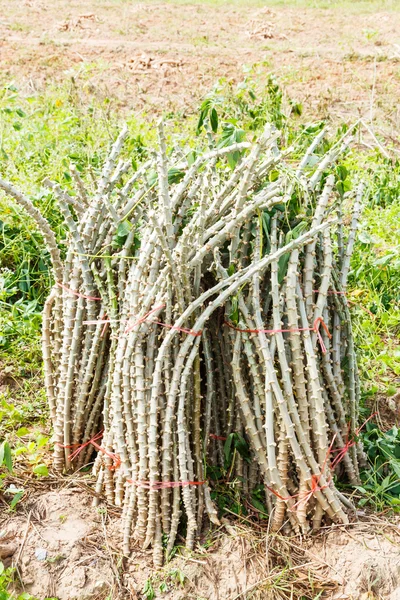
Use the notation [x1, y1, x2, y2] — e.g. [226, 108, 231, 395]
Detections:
[1, 484, 400, 600]
[1, 0, 400, 133]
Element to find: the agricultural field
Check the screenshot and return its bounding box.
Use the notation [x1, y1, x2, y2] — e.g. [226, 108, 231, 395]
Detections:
[0, 1, 399, 599]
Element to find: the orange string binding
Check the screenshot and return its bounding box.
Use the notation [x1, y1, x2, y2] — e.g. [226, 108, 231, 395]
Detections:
[330, 412, 377, 470]
[56, 430, 121, 471]
[224, 317, 332, 354]
[265, 434, 337, 509]
[124, 304, 202, 337]
[56, 281, 101, 301]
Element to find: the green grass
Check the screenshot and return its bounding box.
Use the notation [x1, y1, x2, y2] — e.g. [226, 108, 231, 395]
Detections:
[0, 561, 38, 600]
[357, 422, 400, 511]
[0, 79, 152, 350]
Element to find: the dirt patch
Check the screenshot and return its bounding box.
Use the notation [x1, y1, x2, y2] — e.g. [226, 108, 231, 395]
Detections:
[368, 391, 400, 430]
[0, 1, 400, 134]
[313, 526, 400, 600]
[1, 488, 115, 599]
[1, 486, 400, 599]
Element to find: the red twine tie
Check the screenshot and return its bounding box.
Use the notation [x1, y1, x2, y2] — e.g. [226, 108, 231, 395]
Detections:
[83, 314, 109, 336]
[124, 304, 202, 337]
[101, 317, 109, 337]
[224, 317, 332, 354]
[56, 281, 101, 301]
[209, 434, 228, 441]
[56, 430, 121, 471]
[265, 434, 337, 509]
[83, 308, 202, 338]
[151, 321, 202, 337]
[124, 304, 165, 334]
[330, 412, 377, 470]
[127, 479, 206, 490]
[266, 413, 377, 508]
[313, 316, 332, 354]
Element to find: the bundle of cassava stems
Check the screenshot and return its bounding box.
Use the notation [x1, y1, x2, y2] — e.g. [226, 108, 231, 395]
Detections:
[0, 122, 366, 565]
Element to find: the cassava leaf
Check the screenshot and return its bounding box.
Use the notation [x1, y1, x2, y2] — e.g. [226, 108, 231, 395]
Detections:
[210, 108, 218, 133]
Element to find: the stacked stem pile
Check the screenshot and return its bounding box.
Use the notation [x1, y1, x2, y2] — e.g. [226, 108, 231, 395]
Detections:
[0, 121, 366, 565]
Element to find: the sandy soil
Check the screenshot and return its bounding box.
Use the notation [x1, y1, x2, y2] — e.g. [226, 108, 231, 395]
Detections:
[0, 0, 400, 135]
[1, 485, 400, 600]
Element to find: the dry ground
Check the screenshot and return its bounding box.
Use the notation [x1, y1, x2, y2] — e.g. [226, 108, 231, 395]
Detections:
[0, 0, 400, 134]
[1, 483, 400, 600]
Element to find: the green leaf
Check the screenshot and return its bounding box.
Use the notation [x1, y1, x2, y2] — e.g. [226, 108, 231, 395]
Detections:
[227, 151, 240, 169]
[261, 211, 271, 249]
[373, 253, 396, 267]
[277, 221, 308, 283]
[391, 462, 400, 479]
[229, 295, 239, 325]
[142, 579, 155, 600]
[116, 220, 132, 238]
[167, 167, 185, 185]
[3, 442, 12, 472]
[223, 434, 235, 467]
[251, 497, 269, 517]
[15, 447, 27, 456]
[269, 170, 279, 182]
[234, 433, 251, 462]
[33, 464, 48, 477]
[277, 251, 291, 283]
[337, 165, 348, 181]
[386, 384, 397, 397]
[196, 112, 206, 135]
[0, 561, 4, 576]
[10, 490, 24, 510]
[210, 108, 218, 133]
[16, 427, 30, 437]
[358, 231, 374, 244]
[196, 99, 211, 134]
[113, 219, 132, 249]
[12, 121, 22, 131]
[336, 181, 345, 198]
[290, 101, 303, 116]
[187, 150, 196, 166]
[218, 123, 245, 148]
[36, 434, 49, 448]
[147, 170, 157, 187]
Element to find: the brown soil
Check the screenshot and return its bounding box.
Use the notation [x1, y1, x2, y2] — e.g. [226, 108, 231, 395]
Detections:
[1, 1, 400, 134]
[1, 485, 400, 600]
